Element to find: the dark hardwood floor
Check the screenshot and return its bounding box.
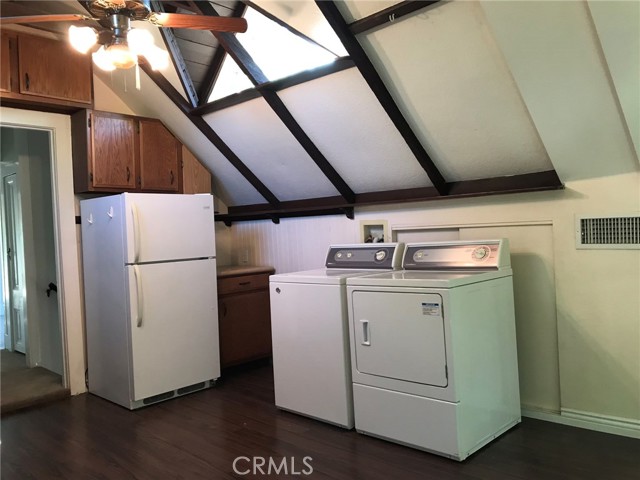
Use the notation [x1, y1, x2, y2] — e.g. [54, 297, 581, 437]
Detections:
[1, 363, 639, 479]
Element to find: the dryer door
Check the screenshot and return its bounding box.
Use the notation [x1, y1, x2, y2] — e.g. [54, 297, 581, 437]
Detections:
[351, 291, 447, 387]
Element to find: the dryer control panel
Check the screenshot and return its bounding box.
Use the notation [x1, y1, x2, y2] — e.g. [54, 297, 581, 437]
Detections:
[325, 243, 404, 269]
[402, 239, 510, 270]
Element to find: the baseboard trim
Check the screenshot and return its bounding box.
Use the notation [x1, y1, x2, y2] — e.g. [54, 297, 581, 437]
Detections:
[521, 407, 640, 439]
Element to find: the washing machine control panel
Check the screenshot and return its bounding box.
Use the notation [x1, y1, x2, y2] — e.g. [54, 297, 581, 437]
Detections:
[325, 243, 403, 269]
[403, 240, 508, 270]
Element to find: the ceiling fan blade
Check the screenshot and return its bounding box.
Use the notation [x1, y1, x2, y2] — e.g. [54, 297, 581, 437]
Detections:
[0, 14, 93, 25]
[150, 13, 247, 33]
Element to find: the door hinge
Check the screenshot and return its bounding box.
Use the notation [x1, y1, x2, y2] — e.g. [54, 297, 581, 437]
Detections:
[87, 116, 91, 128]
[89, 172, 93, 182]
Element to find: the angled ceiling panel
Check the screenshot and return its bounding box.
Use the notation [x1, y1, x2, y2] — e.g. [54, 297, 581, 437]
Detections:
[358, 1, 554, 181]
[278, 68, 433, 193]
[96, 68, 265, 206]
[203, 98, 341, 201]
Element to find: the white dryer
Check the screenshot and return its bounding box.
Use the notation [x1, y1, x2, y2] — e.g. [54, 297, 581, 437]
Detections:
[346, 240, 520, 460]
[269, 243, 404, 428]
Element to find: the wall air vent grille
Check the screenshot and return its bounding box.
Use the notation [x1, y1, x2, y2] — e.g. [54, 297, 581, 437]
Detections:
[576, 215, 640, 249]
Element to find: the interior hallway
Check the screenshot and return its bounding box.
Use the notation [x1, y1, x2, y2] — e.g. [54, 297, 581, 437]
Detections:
[1, 349, 68, 415]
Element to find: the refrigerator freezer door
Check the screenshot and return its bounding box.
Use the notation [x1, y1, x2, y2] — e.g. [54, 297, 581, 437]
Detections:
[123, 193, 215, 264]
[127, 258, 219, 401]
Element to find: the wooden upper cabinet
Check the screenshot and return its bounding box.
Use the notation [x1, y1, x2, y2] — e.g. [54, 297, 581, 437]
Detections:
[181, 145, 212, 194]
[139, 119, 180, 192]
[17, 34, 92, 104]
[0, 34, 11, 93]
[90, 112, 137, 189]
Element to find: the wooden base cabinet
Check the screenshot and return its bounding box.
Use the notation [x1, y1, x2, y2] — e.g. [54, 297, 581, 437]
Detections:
[217, 267, 275, 368]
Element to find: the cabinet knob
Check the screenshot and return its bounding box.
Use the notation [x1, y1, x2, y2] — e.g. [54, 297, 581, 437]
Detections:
[126, 166, 131, 182]
[24, 73, 30, 91]
[170, 170, 174, 185]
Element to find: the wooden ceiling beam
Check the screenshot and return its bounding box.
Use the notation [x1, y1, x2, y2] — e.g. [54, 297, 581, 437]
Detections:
[197, 2, 247, 104]
[140, 63, 281, 208]
[316, 0, 448, 196]
[194, 1, 357, 204]
[193, 57, 355, 115]
[349, 1, 445, 35]
[150, 0, 199, 107]
[216, 170, 563, 224]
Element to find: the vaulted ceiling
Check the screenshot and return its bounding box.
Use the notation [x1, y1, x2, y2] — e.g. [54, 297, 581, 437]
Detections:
[2, 1, 638, 224]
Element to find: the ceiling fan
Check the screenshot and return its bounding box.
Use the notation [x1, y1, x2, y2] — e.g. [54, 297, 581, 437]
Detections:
[0, 0, 248, 71]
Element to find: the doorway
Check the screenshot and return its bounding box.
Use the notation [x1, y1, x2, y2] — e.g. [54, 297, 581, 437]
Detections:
[0, 126, 68, 413]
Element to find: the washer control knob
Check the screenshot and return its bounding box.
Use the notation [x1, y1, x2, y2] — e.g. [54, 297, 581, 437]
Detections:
[375, 250, 387, 262]
[335, 252, 343, 260]
[472, 246, 490, 261]
[346, 252, 353, 258]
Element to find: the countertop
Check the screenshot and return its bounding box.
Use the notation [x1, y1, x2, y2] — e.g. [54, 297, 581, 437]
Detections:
[216, 265, 275, 278]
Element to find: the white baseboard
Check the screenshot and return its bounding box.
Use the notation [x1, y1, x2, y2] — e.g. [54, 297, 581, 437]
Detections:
[521, 407, 640, 439]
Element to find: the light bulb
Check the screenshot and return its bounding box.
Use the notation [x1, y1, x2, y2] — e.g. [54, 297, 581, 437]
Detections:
[92, 46, 116, 71]
[127, 28, 154, 57]
[69, 25, 97, 54]
[106, 43, 137, 69]
[144, 45, 170, 71]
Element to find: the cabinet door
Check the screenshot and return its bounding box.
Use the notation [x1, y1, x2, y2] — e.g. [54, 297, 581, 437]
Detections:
[181, 145, 211, 194]
[219, 289, 272, 367]
[17, 34, 92, 104]
[90, 112, 137, 189]
[139, 119, 180, 192]
[1, 34, 11, 93]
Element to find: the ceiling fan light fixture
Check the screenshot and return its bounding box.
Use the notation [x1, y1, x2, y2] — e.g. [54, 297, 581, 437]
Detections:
[143, 45, 170, 71]
[92, 43, 138, 71]
[69, 25, 97, 54]
[92, 46, 116, 71]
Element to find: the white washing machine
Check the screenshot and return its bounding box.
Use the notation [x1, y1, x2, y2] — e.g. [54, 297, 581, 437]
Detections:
[346, 239, 521, 460]
[269, 243, 404, 428]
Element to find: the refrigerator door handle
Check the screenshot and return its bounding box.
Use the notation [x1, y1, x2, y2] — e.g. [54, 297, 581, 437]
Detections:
[131, 203, 141, 263]
[133, 265, 144, 327]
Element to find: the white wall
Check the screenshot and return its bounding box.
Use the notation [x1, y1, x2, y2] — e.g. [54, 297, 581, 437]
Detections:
[224, 171, 640, 431]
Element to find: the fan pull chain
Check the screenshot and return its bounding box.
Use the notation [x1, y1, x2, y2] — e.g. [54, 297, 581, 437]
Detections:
[135, 64, 141, 90]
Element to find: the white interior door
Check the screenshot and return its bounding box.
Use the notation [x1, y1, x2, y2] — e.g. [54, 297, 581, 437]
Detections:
[351, 290, 448, 387]
[128, 258, 219, 400]
[2, 172, 26, 353]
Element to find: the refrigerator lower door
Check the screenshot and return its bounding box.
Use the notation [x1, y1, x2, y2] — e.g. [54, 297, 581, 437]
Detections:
[127, 258, 219, 403]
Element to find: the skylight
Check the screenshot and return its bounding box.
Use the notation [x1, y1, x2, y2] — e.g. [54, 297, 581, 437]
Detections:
[209, 8, 340, 102]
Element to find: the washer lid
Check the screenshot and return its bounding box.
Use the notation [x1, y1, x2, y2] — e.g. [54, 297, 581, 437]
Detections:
[270, 268, 388, 285]
[346, 268, 512, 288]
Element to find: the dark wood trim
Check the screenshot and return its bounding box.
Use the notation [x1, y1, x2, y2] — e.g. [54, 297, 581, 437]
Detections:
[150, 0, 199, 107]
[215, 170, 563, 223]
[192, 58, 355, 115]
[261, 89, 356, 203]
[196, 2, 248, 105]
[140, 63, 281, 208]
[195, 1, 356, 204]
[196, 44, 227, 105]
[349, 1, 444, 35]
[316, 0, 448, 196]
[194, 88, 262, 115]
[259, 57, 355, 91]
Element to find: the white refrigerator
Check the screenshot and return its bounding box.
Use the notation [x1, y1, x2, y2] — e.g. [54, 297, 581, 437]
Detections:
[80, 193, 219, 409]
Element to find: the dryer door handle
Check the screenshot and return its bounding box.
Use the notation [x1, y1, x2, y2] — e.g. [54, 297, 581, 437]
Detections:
[360, 319, 371, 346]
